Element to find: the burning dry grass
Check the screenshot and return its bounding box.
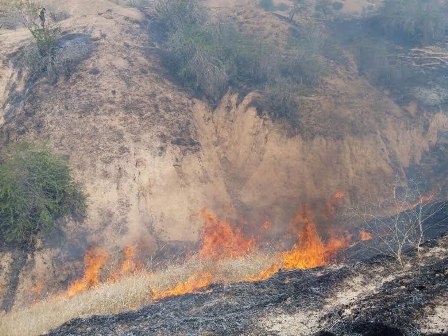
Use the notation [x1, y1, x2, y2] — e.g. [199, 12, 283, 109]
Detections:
[0, 272, 152, 336]
[0, 204, 357, 335]
[0, 253, 277, 336]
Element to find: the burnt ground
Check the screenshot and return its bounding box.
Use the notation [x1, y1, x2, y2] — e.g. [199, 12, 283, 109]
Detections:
[46, 231, 448, 336]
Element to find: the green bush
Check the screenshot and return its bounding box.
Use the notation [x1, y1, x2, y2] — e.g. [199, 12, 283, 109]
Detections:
[29, 23, 59, 56]
[0, 142, 86, 243]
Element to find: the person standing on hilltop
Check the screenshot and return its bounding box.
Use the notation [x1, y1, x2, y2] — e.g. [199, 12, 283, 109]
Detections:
[38, 7, 46, 28]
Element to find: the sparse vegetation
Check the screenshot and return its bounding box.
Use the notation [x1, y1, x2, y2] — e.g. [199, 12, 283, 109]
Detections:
[353, 38, 417, 90]
[154, 0, 325, 126]
[351, 179, 447, 266]
[4, 0, 90, 81]
[0, 142, 86, 243]
[264, 81, 301, 130]
[258, 0, 288, 12]
[378, 0, 448, 44]
[258, 0, 275, 11]
[13, 0, 61, 80]
[0, 253, 276, 336]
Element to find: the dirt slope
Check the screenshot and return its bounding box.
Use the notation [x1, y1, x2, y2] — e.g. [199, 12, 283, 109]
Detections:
[0, 0, 447, 311]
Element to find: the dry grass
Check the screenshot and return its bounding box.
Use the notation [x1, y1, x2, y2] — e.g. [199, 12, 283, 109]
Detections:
[0, 273, 152, 336]
[0, 253, 277, 336]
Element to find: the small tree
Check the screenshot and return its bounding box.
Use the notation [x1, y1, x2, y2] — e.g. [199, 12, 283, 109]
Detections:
[350, 178, 446, 266]
[0, 142, 86, 243]
[288, 0, 307, 22]
[12, 0, 60, 78]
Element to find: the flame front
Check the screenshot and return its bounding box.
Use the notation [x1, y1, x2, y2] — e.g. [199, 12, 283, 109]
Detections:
[197, 208, 255, 260]
[108, 246, 140, 282]
[281, 207, 349, 270]
[360, 230, 373, 241]
[51, 193, 369, 303]
[149, 209, 255, 299]
[151, 272, 213, 300]
[412, 193, 434, 208]
[66, 248, 108, 298]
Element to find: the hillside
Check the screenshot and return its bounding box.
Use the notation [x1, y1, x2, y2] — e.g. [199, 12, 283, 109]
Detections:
[0, 0, 447, 334]
[46, 233, 448, 336]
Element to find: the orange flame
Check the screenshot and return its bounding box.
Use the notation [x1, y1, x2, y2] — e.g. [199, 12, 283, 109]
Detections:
[152, 272, 213, 300]
[150, 210, 254, 300]
[58, 193, 358, 302]
[412, 194, 434, 208]
[250, 206, 351, 281]
[359, 230, 373, 241]
[326, 191, 346, 218]
[31, 282, 44, 299]
[197, 209, 255, 260]
[244, 263, 280, 282]
[108, 246, 141, 282]
[282, 208, 327, 269]
[263, 220, 271, 231]
[282, 207, 350, 270]
[66, 248, 108, 298]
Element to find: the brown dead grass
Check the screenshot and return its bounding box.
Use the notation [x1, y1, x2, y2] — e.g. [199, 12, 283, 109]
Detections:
[0, 253, 276, 336]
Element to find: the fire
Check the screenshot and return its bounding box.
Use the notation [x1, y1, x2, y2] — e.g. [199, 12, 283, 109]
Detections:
[197, 209, 255, 260]
[359, 230, 373, 241]
[263, 220, 271, 231]
[108, 246, 141, 282]
[412, 193, 434, 208]
[250, 207, 351, 281]
[66, 248, 108, 298]
[150, 210, 255, 300]
[282, 207, 350, 270]
[282, 208, 327, 269]
[56, 193, 359, 303]
[326, 191, 346, 218]
[244, 263, 280, 282]
[31, 282, 44, 299]
[151, 272, 213, 300]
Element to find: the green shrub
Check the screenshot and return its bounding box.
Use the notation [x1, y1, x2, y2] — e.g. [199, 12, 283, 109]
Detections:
[164, 24, 230, 101]
[29, 24, 59, 56]
[0, 142, 86, 243]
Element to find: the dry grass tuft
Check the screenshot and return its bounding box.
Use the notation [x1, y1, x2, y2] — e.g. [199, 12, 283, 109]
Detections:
[0, 253, 276, 336]
[0, 272, 151, 336]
